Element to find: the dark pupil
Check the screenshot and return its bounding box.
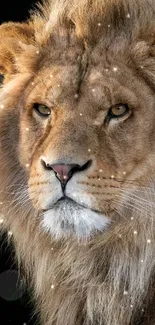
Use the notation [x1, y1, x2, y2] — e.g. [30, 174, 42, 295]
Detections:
[0, 74, 4, 85]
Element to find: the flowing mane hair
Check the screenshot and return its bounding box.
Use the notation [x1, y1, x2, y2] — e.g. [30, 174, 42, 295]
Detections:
[0, 1, 155, 325]
[32, 0, 155, 43]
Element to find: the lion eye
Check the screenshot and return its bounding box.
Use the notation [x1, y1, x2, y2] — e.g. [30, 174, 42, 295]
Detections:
[109, 104, 129, 118]
[0, 74, 4, 85]
[33, 103, 51, 117]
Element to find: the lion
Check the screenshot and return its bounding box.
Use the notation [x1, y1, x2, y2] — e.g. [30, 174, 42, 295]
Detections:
[1, 0, 155, 324]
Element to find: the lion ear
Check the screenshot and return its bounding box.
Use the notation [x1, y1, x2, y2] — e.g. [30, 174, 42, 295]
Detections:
[0, 22, 35, 83]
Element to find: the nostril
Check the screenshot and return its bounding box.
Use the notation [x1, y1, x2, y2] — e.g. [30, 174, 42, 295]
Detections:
[41, 158, 52, 170]
[69, 160, 92, 176]
[78, 160, 92, 172]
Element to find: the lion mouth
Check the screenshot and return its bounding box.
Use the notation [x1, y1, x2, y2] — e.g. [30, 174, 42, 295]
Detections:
[41, 196, 78, 212]
[43, 195, 102, 215]
[48, 196, 84, 210]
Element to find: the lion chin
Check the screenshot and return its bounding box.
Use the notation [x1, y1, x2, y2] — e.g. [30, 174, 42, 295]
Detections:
[41, 197, 110, 240]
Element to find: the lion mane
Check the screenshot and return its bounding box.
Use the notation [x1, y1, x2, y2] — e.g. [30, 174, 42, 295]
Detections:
[1, 0, 155, 324]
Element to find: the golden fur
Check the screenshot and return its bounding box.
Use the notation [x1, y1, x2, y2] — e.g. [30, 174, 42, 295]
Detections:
[1, 0, 155, 324]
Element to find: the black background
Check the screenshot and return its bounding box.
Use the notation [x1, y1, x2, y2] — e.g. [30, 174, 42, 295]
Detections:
[0, 0, 36, 24]
[0, 2, 39, 324]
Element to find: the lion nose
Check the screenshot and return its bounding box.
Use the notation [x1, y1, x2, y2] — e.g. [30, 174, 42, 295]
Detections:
[41, 159, 92, 188]
[50, 164, 78, 182]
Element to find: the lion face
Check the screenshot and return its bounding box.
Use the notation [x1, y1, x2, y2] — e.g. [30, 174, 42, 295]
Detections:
[1, 18, 155, 242]
[11, 40, 154, 241]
